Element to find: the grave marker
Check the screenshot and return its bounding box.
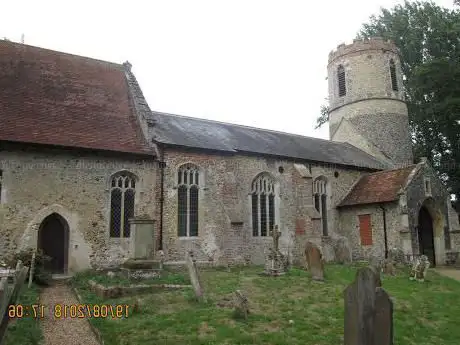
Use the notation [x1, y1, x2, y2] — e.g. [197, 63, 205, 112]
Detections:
[343, 267, 393, 345]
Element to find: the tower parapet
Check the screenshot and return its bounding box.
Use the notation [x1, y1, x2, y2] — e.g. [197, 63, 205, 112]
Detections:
[328, 37, 400, 65]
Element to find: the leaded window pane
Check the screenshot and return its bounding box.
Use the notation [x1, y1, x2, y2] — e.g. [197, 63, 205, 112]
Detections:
[260, 194, 267, 236]
[110, 189, 122, 237]
[123, 189, 135, 237]
[269, 194, 275, 233]
[252, 193, 258, 236]
[189, 186, 199, 236]
[177, 185, 188, 237]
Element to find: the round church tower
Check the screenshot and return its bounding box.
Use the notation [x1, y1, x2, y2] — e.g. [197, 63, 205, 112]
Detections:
[327, 37, 413, 166]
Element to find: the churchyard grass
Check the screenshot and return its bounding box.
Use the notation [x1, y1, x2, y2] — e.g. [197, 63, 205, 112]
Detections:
[72, 264, 460, 345]
[3, 283, 43, 345]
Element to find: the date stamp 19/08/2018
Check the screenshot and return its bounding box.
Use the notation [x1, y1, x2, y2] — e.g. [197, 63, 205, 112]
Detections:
[8, 304, 130, 319]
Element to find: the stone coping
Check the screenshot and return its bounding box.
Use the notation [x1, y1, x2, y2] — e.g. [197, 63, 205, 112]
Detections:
[88, 280, 192, 299]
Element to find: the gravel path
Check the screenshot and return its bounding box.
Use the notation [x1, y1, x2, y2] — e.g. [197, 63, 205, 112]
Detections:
[435, 268, 460, 282]
[40, 283, 100, 345]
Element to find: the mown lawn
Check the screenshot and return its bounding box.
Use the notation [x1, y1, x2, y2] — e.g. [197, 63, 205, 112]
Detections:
[3, 283, 42, 345]
[72, 264, 460, 345]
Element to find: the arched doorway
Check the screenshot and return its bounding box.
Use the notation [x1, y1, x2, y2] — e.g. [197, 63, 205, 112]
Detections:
[37, 213, 69, 274]
[418, 206, 436, 267]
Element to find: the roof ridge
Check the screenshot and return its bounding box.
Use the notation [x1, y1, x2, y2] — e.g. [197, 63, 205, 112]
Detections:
[0, 39, 123, 68]
[362, 164, 417, 176]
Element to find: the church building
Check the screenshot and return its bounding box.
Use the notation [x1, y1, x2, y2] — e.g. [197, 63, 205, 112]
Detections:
[0, 37, 458, 273]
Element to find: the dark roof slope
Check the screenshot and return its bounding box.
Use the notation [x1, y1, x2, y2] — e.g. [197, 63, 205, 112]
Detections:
[151, 112, 389, 170]
[0, 40, 152, 155]
[338, 165, 417, 207]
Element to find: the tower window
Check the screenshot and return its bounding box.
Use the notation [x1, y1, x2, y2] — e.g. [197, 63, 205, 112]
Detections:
[337, 65, 346, 97]
[390, 59, 398, 91]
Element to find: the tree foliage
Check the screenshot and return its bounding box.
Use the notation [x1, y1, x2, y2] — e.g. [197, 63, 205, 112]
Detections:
[317, 1, 460, 205]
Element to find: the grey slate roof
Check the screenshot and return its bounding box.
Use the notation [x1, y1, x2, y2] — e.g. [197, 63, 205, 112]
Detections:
[151, 112, 389, 170]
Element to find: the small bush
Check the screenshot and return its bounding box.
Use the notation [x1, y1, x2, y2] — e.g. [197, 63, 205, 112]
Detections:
[5, 249, 53, 286]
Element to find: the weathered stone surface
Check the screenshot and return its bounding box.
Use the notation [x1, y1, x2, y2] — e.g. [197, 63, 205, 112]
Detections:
[381, 259, 396, 276]
[305, 241, 324, 281]
[333, 236, 353, 264]
[186, 251, 205, 301]
[233, 290, 249, 320]
[374, 287, 393, 345]
[344, 267, 393, 345]
[129, 218, 155, 260]
[328, 38, 413, 165]
[388, 247, 405, 266]
[0, 143, 157, 272]
[409, 255, 430, 282]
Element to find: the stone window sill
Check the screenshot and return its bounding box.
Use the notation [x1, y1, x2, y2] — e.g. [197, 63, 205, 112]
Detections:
[178, 236, 199, 240]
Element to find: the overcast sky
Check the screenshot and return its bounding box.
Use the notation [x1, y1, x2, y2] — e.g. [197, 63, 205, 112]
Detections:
[0, 0, 455, 140]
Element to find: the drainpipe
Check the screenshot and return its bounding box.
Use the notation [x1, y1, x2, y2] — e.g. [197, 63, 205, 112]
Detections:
[380, 204, 389, 258]
[158, 145, 165, 250]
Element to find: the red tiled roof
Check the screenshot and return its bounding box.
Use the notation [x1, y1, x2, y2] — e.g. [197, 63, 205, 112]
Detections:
[0, 40, 152, 155]
[338, 165, 417, 207]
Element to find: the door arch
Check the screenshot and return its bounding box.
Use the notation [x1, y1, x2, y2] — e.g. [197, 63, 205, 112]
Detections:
[417, 206, 436, 266]
[37, 213, 69, 273]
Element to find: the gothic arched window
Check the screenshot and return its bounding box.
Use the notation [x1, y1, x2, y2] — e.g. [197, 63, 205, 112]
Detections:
[110, 172, 136, 238]
[337, 65, 346, 97]
[251, 173, 276, 237]
[389, 59, 398, 91]
[177, 164, 199, 237]
[314, 176, 328, 236]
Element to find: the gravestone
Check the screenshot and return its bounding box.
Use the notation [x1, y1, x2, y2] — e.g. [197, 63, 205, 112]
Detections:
[388, 247, 405, 266]
[333, 237, 352, 264]
[409, 255, 430, 282]
[344, 267, 393, 345]
[304, 242, 324, 281]
[129, 218, 155, 260]
[262, 225, 287, 276]
[369, 254, 382, 273]
[233, 290, 249, 320]
[186, 251, 206, 302]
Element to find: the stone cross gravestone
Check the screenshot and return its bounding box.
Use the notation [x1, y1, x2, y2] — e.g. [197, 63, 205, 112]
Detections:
[344, 267, 393, 345]
[186, 251, 206, 302]
[304, 241, 324, 281]
[233, 290, 249, 320]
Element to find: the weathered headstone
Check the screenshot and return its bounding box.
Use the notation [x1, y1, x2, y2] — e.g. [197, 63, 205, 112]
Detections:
[186, 251, 206, 302]
[381, 259, 396, 276]
[333, 237, 352, 264]
[344, 267, 393, 345]
[374, 288, 393, 345]
[388, 247, 405, 266]
[369, 254, 382, 272]
[233, 290, 249, 320]
[304, 242, 324, 281]
[409, 255, 430, 282]
[129, 218, 155, 260]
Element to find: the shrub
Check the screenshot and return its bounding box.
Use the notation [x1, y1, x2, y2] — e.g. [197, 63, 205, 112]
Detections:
[5, 248, 53, 286]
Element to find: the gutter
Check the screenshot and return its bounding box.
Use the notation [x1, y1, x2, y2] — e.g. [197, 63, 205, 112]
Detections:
[380, 204, 389, 258]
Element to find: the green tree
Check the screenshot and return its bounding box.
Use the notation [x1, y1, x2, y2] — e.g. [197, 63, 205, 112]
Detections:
[317, 1, 460, 207]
